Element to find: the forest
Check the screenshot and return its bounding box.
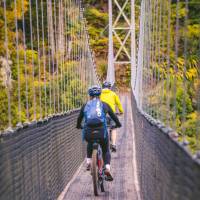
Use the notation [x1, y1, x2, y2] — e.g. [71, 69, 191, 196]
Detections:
[0, 0, 94, 130]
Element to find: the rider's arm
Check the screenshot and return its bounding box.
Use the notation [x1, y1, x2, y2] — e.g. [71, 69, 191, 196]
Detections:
[103, 103, 121, 127]
[76, 105, 85, 129]
[115, 94, 124, 113]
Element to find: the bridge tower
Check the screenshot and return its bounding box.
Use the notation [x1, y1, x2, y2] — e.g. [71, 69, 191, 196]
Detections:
[107, 0, 136, 87]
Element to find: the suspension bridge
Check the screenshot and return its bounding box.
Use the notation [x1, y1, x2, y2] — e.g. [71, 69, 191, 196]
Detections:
[0, 0, 200, 200]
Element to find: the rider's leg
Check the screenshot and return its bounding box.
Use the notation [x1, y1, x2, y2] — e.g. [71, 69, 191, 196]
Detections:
[85, 130, 93, 170]
[111, 129, 117, 146]
[110, 119, 117, 150]
[101, 138, 113, 181]
[87, 142, 93, 160]
[101, 140, 111, 166]
[86, 142, 93, 170]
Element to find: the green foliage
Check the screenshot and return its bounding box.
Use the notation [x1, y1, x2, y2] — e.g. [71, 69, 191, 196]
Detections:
[0, 0, 89, 130]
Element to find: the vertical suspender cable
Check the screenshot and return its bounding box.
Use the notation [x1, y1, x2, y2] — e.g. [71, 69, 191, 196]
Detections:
[157, 0, 162, 120]
[107, 0, 115, 85]
[70, 0, 73, 110]
[147, 0, 151, 114]
[75, 0, 78, 107]
[29, 0, 36, 120]
[59, 0, 63, 113]
[61, 0, 64, 112]
[147, 0, 152, 115]
[3, 0, 12, 128]
[70, 0, 73, 109]
[51, 0, 56, 114]
[74, 0, 77, 106]
[74, 0, 78, 108]
[64, 0, 67, 112]
[80, 7, 83, 105]
[85, 20, 88, 100]
[154, 0, 159, 119]
[162, 0, 167, 123]
[36, 0, 42, 119]
[173, 0, 180, 130]
[142, 0, 147, 112]
[84, 21, 87, 90]
[62, 0, 65, 112]
[147, 0, 152, 114]
[197, 40, 200, 149]
[143, 0, 148, 112]
[152, 0, 156, 118]
[71, 0, 74, 109]
[73, 0, 76, 108]
[79, 0, 82, 103]
[54, 0, 60, 113]
[148, 0, 153, 114]
[83, 19, 87, 102]
[78, 1, 83, 107]
[79, 0, 82, 106]
[166, 0, 171, 127]
[41, 0, 47, 117]
[77, 0, 80, 107]
[160, 0, 165, 123]
[131, 0, 136, 91]
[14, 0, 22, 125]
[78, 1, 81, 108]
[135, 0, 144, 109]
[67, 0, 71, 111]
[182, 0, 189, 139]
[47, 0, 52, 115]
[21, 0, 29, 121]
[61, 0, 64, 113]
[69, 0, 71, 107]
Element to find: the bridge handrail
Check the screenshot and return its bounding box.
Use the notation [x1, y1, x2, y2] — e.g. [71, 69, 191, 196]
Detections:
[0, 110, 85, 200]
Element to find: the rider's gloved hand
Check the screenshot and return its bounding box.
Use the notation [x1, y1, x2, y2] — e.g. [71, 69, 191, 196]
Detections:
[116, 122, 122, 128]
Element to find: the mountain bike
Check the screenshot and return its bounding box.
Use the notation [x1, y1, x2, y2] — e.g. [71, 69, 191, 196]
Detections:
[91, 130, 105, 196]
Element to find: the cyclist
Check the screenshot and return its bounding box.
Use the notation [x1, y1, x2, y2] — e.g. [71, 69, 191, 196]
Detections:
[100, 81, 124, 152]
[76, 85, 121, 181]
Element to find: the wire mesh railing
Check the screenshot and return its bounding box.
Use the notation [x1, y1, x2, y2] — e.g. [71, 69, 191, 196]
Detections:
[131, 92, 200, 200]
[133, 0, 200, 153]
[0, 0, 98, 132]
[0, 110, 86, 200]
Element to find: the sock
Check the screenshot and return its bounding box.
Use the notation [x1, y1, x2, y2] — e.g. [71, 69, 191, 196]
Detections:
[105, 164, 110, 171]
[86, 158, 91, 164]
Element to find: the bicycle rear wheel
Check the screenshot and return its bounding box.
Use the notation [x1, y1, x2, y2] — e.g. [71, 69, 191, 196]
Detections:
[91, 149, 98, 196]
[100, 179, 105, 192]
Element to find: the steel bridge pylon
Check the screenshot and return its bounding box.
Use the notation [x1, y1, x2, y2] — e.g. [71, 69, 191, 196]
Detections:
[107, 0, 136, 87]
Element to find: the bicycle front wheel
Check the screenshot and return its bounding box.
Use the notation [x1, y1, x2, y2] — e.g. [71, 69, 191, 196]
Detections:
[91, 149, 98, 196]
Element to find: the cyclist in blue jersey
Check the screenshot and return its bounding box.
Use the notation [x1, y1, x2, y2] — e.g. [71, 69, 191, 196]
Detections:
[76, 85, 121, 181]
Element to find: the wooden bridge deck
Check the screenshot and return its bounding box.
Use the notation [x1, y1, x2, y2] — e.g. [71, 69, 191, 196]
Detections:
[59, 94, 140, 200]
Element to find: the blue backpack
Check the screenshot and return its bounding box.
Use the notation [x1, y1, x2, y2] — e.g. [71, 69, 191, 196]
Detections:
[84, 99, 106, 127]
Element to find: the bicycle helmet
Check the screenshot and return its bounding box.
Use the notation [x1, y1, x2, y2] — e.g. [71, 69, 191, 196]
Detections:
[88, 85, 102, 97]
[102, 81, 111, 89]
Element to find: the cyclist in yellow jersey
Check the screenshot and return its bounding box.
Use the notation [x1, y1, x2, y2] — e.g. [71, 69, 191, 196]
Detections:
[100, 81, 124, 152]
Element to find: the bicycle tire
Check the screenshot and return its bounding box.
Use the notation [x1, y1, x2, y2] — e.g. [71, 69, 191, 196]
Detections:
[92, 149, 98, 196]
[100, 181, 105, 192]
